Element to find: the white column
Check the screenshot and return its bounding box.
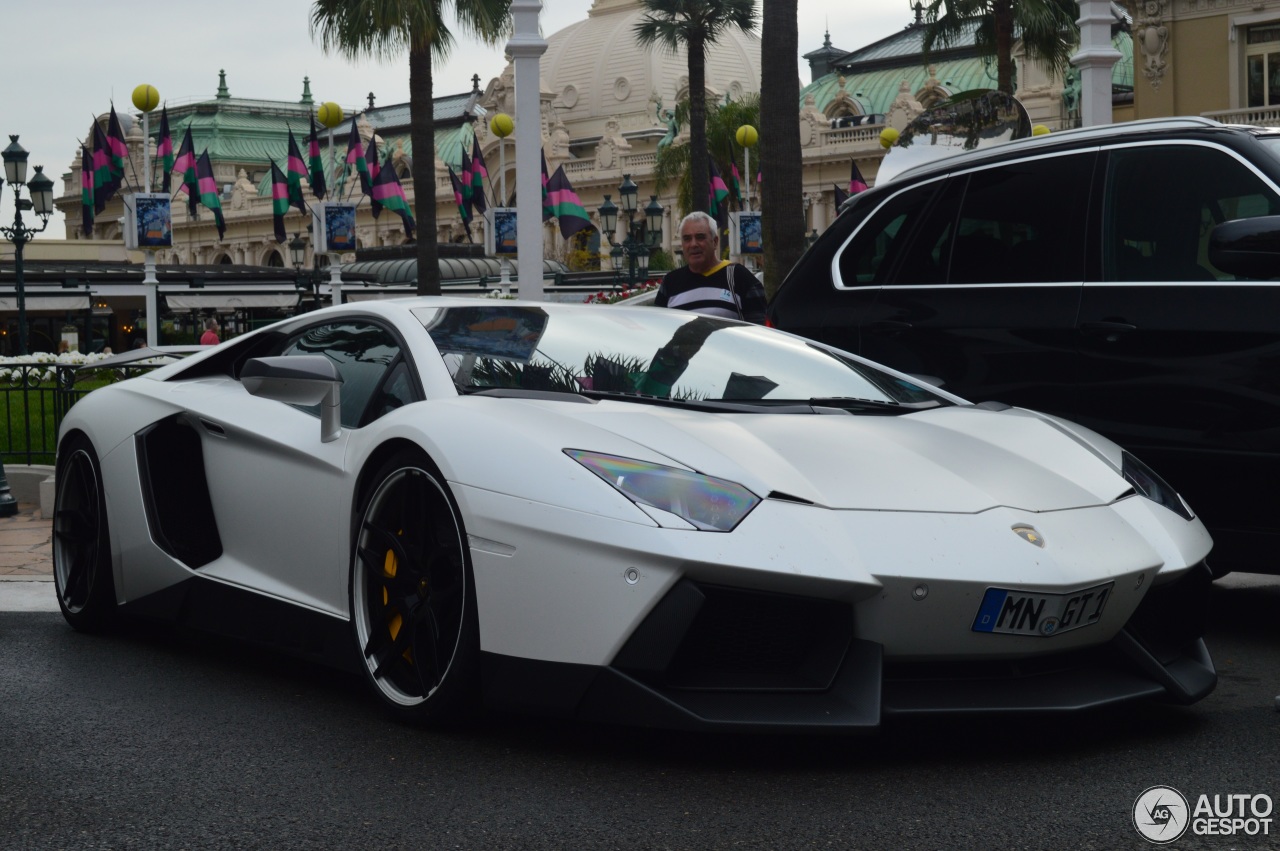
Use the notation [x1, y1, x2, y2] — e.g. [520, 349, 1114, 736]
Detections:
[1072, 0, 1123, 127]
[507, 0, 548, 300]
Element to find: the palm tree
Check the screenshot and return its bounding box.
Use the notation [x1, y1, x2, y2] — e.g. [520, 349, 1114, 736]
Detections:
[758, 0, 803, 301]
[652, 94, 761, 217]
[635, 0, 758, 217]
[922, 0, 1079, 95]
[311, 0, 511, 296]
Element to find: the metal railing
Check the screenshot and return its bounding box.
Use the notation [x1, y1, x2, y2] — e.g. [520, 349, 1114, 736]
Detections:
[0, 362, 165, 465]
[1201, 107, 1280, 128]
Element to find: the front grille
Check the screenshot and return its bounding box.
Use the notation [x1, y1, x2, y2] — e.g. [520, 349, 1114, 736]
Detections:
[616, 581, 854, 692]
[1124, 562, 1213, 664]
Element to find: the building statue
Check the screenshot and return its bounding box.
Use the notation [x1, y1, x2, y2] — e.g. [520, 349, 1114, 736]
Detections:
[654, 94, 680, 152]
[1061, 69, 1081, 120]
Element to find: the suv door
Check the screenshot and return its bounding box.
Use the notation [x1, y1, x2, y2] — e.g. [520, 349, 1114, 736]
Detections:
[1075, 141, 1280, 567]
[859, 151, 1096, 410]
[765, 180, 943, 355]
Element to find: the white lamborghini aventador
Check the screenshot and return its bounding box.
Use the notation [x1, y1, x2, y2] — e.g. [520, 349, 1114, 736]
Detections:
[53, 298, 1216, 730]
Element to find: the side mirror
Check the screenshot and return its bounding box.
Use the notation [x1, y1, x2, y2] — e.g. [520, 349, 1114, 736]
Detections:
[241, 355, 343, 443]
[1208, 215, 1280, 279]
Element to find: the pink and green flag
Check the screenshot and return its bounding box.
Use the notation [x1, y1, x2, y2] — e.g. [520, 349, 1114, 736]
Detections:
[196, 150, 226, 240]
[541, 151, 552, 222]
[470, 135, 489, 215]
[91, 123, 121, 214]
[80, 146, 94, 236]
[156, 106, 174, 193]
[459, 143, 474, 213]
[365, 134, 380, 188]
[708, 156, 730, 219]
[106, 105, 129, 181]
[344, 118, 371, 195]
[448, 164, 471, 241]
[171, 127, 198, 216]
[371, 160, 415, 240]
[270, 160, 290, 244]
[545, 165, 594, 240]
[307, 114, 327, 200]
[286, 129, 308, 215]
[850, 159, 868, 195]
[365, 135, 382, 215]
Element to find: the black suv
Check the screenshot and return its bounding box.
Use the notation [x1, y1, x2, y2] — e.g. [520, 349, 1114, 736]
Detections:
[769, 117, 1280, 574]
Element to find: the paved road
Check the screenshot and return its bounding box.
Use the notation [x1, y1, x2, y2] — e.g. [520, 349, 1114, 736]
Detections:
[1, 576, 1276, 850]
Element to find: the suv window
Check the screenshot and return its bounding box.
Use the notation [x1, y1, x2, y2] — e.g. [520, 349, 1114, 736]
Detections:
[836, 153, 1094, 288]
[280, 321, 419, 427]
[1104, 144, 1280, 282]
[945, 153, 1093, 284]
[836, 181, 941, 287]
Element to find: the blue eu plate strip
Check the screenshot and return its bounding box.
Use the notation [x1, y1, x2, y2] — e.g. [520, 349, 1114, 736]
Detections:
[972, 589, 1007, 632]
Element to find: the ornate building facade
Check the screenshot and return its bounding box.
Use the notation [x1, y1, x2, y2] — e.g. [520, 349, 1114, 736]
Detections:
[53, 0, 1137, 282]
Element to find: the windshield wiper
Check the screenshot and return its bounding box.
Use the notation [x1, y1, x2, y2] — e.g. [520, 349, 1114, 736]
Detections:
[577, 390, 800, 413]
[806, 396, 941, 413]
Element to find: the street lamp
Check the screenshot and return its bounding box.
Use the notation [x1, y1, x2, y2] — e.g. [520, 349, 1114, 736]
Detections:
[599, 175, 662, 288]
[0, 136, 55, 356]
[289, 232, 322, 311]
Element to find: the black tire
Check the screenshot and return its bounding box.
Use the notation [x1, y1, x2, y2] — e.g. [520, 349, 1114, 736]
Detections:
[52, 433, 117, 632]
[350, 450, 479, 723]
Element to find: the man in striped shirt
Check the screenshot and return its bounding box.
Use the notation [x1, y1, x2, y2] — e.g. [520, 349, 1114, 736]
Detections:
[654, 211, 766, 323]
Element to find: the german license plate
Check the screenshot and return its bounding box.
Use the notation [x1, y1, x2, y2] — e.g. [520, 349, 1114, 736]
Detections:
[971, 582, 1114, 637]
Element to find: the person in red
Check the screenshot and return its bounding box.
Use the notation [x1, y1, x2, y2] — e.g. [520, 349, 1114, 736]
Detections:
[200, 317, 221, 346]
[654, 211, 766, 323]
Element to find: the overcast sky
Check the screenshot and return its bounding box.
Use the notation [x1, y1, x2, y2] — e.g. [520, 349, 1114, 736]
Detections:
[0, 0, 906, 239]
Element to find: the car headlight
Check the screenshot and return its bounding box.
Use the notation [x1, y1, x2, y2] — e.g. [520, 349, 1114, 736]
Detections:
[1121, 451, 1194, 521]
[565, 449, 760, 531]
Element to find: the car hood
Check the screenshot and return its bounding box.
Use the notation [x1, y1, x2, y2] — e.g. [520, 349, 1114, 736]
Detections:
[559, 402, 1130, 514]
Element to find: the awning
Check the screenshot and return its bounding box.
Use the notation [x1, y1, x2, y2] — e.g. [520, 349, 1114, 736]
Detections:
[0, 295, 92, 311]
[165, 294, 297, 309]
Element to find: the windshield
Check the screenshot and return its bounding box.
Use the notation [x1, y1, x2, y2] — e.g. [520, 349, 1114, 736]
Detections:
[413, 304, 943, 408]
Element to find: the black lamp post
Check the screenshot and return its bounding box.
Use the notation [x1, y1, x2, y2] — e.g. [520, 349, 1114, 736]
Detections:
[1, 136, 55, 356]
[289, 232, 322, 311]
[599, 174, 662, 288]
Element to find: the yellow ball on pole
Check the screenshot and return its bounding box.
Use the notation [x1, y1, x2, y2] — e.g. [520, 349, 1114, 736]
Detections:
[132, 84, 160, 113]
[317, 101, 345, 129]
[735, 125, 758, 148]
[490, 113, 514, 138]
[879, 127, 899, 149]
[1031, 124, 1051, 136]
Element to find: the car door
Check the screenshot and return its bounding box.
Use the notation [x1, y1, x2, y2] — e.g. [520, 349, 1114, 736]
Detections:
[1075, 141, 1280, 566]
[765, 185, 919, 354]
[859, 150, 1095, 411]
[193, 318, 421, 617]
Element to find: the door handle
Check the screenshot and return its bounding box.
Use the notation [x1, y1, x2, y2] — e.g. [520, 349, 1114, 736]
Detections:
[1079, 320, 1137, 341]
[867, 319, 913, 334]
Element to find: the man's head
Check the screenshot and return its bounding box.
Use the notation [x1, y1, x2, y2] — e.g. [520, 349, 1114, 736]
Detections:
[679, 211, 719, 275]
[204, 317, 218, 332]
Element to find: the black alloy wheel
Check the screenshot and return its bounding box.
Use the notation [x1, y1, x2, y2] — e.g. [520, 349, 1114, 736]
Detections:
[350, 451, 478, 722]
[52, 434, 117, 631]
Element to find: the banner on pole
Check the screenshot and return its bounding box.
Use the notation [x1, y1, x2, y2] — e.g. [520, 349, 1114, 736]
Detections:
[122, 194, 173, 249]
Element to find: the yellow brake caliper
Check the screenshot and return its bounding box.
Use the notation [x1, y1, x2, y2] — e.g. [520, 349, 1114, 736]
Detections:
[382, 530, 414, 664]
